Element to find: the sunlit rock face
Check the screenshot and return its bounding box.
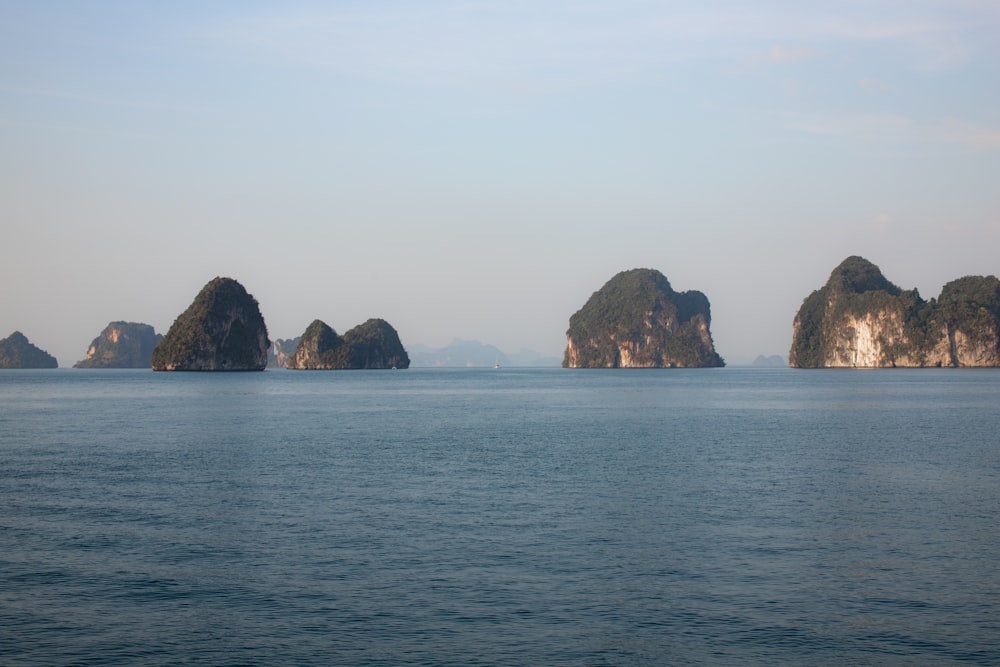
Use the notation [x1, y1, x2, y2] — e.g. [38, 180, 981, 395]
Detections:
[268, 337, 300, 369]
[151, 277, 270, 371]
[74, 322, 162, 368]
[287, 320, 343, 370]
[790, 256, 1000, 368]
[563, 268, 724, 368]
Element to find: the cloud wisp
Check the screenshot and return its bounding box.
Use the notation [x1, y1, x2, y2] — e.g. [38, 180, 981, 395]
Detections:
[787, 111, 1000, 152]
[200, 1, 995, 93]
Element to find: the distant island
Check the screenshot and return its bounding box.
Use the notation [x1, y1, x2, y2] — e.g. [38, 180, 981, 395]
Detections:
[151, 277, 270, 371]
[287, 318, 409, 370]
[0, 331, 58, 369]
[14, 261, 999, 371]
[268, 336, 301, 368]
[790, 256, 1000, 368]
[752, 354, 787, 368]
[74, 322, 162, 368]
[563, 268, 725, 368]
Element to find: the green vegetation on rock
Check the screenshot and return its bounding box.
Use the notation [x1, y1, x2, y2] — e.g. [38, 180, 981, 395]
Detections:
[288, 318, 409, 370]
[341, 318, 410, 369]
[790, 256, 1000, 367]
[937, 275, 1000, 348]
[0, 331, 58, 369]
[288, 320, 344, 369]
[151, 277, 270, 371]
[563, 268, 724, 368]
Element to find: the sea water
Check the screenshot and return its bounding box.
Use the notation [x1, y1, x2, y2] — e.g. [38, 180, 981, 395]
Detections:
[1, 368, 999, 665]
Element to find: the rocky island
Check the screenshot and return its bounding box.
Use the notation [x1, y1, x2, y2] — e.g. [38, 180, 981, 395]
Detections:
[563, 268, 725, 368]
[151, 277, 270, 371]
[790, 256, 1000, 368]
[0, 331, 58, 368]
[74, 322, 162, 368]
[288, 318, 409, 369]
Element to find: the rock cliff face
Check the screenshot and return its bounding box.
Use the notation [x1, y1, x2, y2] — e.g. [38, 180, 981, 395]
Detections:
[563, 268, 724, 368]
[151, 277, 270, 371]
[790, 256, 1000, 368]
[288, 320, 344, 369]
[288, 318, 409, 370]
[0, 331, 58, 368]
[74, 322, 162, 368]
[268, 337, 301, 368]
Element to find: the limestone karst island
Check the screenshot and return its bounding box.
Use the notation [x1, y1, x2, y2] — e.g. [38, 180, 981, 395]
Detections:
[0, 331, 58, 369]
[151, 277, 270, 371]
[563, 268, 724, 368]
[286, 318, 410, 370]
[790, 256, 1000, 368]
[75, 322, 162, 369]
[8, 262, 1000, 371]
[146, 276, 409, 371]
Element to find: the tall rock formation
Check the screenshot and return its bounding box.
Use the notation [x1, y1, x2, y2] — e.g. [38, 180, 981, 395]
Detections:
[74, 322, 162, 368]
[341, 318, 410, 369]
[790, 256, 1000, 368]
[563, 268, 725, 368]
[0, 331, 58, 368]
[287, 318, 409, 370]
[151, 277, 270, 371]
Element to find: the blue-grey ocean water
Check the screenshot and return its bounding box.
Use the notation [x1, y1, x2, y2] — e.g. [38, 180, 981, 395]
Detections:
[2, 367, 999, 666]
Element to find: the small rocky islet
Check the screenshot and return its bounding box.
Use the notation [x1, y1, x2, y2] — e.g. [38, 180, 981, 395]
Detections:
[563, 268, 724, 368]
[151, 277, 271, 371]
[74, 322, 163, 368]
[286, 318, 410, 370]
[0, 331, 58, 369]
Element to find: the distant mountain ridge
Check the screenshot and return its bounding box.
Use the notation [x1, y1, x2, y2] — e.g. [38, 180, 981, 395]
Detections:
[407, 339, 559, 367]
[752, 354, 786, 367]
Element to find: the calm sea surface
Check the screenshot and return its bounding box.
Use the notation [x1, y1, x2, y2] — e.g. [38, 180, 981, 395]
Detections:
[2, 368, 999, 665]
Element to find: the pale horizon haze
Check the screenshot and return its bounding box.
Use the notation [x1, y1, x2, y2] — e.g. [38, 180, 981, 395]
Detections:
[2, 2, 998, 367]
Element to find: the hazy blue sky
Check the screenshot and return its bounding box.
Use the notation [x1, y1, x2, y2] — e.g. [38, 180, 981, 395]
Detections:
[2, 1, 998, 366]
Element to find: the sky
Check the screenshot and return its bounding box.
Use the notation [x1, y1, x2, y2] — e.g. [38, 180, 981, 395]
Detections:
[2, 1, 998, 366]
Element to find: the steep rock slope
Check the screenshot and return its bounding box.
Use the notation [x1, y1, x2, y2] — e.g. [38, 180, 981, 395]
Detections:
[287, 320, 344, 369]
[563, 268, 724, 368]
[0, 331, 58, 368]
[151, 277, 270, 371]
[790, 256, 1000, 368]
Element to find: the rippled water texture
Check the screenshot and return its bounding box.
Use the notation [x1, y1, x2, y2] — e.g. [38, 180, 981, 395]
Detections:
[2, 368, 999, 665]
